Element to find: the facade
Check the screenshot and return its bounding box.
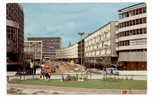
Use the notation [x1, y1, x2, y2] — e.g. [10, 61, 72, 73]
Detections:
[28, 37, 61, 60]
[7, 3, 24, 67]
[116, 3, 147, 70]
[24, 40, 43, 61]
[56, 44, 78, 63]
[84, 21, 118, 69]
[78, 39, 85, 65]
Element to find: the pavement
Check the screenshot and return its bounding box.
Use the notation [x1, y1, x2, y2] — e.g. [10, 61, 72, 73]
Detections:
[7, 83, 146, 95]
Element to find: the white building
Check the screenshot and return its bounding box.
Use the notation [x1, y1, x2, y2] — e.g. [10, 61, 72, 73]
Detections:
[84, 21, 117, 68]
[56, 44, 78, 62]
[116, 3, 147, 70]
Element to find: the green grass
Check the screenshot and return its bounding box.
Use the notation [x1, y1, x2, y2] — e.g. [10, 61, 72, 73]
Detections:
[9, 79, 147, 90]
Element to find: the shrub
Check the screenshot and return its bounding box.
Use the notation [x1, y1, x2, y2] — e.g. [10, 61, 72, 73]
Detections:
[65, 75, 78, 81]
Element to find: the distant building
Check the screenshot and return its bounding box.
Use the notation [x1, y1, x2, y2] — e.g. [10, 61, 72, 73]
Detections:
[7, 3, 24, 68]
[24, 40, 43, 61]
[56, 44, 78, 63]
[84, 21, 118, 69]
[28, 37, 61, 60]
[116, 3, 147, 70]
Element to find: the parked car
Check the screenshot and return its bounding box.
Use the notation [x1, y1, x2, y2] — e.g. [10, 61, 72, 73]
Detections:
[106, 68, 119, 75]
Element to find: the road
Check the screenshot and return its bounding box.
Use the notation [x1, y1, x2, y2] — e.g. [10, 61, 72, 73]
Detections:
[7, 61, 147, 82]
[7, 83, 146, 94]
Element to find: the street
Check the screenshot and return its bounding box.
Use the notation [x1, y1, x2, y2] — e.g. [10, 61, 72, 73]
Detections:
[7, 61, 147, 81]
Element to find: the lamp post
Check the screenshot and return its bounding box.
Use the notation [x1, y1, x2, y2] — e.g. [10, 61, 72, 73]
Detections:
[78, 32, 85, 65]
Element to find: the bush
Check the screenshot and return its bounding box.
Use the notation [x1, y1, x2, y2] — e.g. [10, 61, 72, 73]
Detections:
[65, 75, 78, 81]
[83, 76, 88, 81]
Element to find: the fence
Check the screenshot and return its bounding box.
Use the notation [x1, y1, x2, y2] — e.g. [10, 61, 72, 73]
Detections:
[7, 73, 147, 81]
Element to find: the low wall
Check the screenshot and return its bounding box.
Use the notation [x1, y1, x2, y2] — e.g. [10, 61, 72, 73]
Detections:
[7, 72, 16, 76]
[7, 73, 147, 81]
[119, 71, 147, 75]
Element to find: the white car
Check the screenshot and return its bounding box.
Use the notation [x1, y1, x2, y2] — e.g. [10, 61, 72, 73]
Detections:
[106, 68, 119, 75]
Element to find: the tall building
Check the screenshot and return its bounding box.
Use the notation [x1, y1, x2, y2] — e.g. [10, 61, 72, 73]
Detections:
[28, 37, 61, 60]
[116, 3, 147, 70]
[84, 21, 118, 69]
[24, 40, 43, 61]
[7, 3, 24, 69]
[78, 39, 85, 65]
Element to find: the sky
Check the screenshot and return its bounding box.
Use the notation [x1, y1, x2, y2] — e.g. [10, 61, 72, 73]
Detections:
[21, 3, 138, 48]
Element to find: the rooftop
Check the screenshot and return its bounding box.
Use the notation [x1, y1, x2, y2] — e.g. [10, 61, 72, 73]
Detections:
[119, 2, 146, 12]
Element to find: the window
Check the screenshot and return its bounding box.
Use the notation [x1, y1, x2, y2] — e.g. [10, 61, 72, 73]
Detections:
[143, 7, 146, 13]
[118, 28, 147, 37]
[126, 12, 129, 17]
[119, 17, 146, 28]
[136, 9, 139, 15]
[139, 8, 143, 14]
[143, 17, 146, 23]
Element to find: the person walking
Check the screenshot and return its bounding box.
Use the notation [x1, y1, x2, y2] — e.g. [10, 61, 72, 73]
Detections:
[30, 60, 34, 75]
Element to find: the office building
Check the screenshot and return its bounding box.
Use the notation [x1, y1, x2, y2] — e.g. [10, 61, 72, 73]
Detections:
[84, 21, 117, 69]
[28, 37, 61, 60]
[24, 40, 43, 61]
[7, 3, 24, 69]
[116, 3, 147, 70]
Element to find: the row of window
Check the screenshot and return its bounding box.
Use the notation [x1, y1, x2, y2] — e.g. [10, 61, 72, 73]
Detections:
[85, 50, 111, 57]
[86, 42, 111, 52]
[120, 49, 147, 52]
[86, 34, 110, 44]
[7, 27, 18, 43]
[130, 39, 147, 45]
[118, 40, 130, 46]
[119, 17, 146, 28]
[119, 7, 146, 19]
[7, 7, 24, 28]
[117, 28, 147, 37]
[118, 39, 146, 46]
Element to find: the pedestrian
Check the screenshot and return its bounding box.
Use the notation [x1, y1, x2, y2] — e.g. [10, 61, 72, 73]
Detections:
[111, 69, 113, 75]
[40, 67, 45, 79]
[45, 71, 50, 80]
[33, 65, 36, 75]
[30, 60, 34, 75]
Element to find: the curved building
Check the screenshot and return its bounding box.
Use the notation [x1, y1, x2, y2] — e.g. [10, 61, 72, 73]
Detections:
[56, 44, 78, 63]
[116, 3, 147, 70]
[7, 3, 24, 69]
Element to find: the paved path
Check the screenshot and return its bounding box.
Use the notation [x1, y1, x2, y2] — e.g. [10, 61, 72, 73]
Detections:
[57, 62, 68, 73]
[7, 83, 146, 94]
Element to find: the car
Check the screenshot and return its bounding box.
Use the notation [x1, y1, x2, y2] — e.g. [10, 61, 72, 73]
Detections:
[106, 68, 119, 75]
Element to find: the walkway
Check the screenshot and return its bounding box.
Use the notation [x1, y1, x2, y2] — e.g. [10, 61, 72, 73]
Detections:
[7, 83, 146, 94]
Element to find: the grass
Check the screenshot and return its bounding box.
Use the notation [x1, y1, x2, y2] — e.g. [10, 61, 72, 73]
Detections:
[9, 79, 147, 90]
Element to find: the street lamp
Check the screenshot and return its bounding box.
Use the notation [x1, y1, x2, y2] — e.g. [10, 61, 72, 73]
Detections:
[78, 32, 85, 65]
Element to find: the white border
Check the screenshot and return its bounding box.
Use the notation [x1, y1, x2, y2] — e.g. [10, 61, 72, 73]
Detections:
[1, 0, 157, 100]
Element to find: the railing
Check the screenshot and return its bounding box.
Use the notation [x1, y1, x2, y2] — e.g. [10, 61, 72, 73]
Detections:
[7, 73, 147, 81]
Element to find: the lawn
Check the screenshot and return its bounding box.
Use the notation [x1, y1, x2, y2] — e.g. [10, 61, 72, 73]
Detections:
[9, 79, 147, 90]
